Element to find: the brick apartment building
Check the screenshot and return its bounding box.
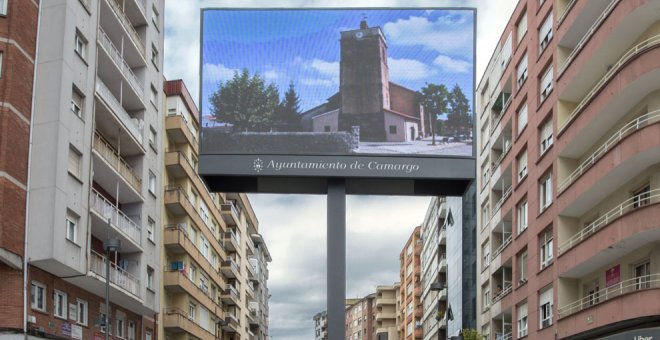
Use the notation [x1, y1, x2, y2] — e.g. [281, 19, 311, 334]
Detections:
[399, 226, 423, 339]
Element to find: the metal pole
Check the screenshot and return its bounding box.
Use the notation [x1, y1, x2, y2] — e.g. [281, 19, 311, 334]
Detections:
[106, 217, 111, 340]
[327, 178, 346, 340]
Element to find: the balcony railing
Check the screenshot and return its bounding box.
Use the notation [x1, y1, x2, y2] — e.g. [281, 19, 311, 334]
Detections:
[98, 27, 144, 96]
[95, 79, 143, 143]
[492, 234, 513, 259]
[106, 0, 146, 59]
[557, 0, 578, 26]
[558, 0, 619, 77]
[558, 34, 660, 135]
[492, 282, 512, 304]
[90, 249, 141, 298]
[491, 142, 512, 173]
[558, 110, 660, 193]
[223, 258, 240, 275]
[558, 188, 660, 254]
[93, 132, 142, 193]
[90, 189, 142, 245]
[491, 186, 513, 218]
[558, 274, 660, 318]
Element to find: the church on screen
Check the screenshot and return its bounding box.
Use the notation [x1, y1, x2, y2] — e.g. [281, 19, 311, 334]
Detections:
[301, 20, 428, 143]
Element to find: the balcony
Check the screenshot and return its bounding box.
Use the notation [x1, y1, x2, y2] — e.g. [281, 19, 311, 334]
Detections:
[558, 274, 660, 318]
[221, 258, 240, 278]
[163, 225, 225, 287]
[97, 26, 144, 98]
[376, 297, 396, 307]
[246, 258, 256, 279]
[556, 0, 577, 27]
[492, 234, 512, 260]
[89, 250, 140, 298]
[93, 132, 142, 195]
[558, 110, 660, 194]
[95, 79, 144, 148]
[221, 284, 240, 305]
[89, 189, 142, 250]
[102, 0, 146, 60]
[221, 202, 240, 225]
[221, 310, 240, 333]
[414, 327, 423, 338]
[439, 254, 447, 273]
[223, 230, 240, 252]
[162, 308, 215, 340]
[166, 114, 198, 152]
[163, 270, 219, 314]
[165, 150, 195, 179]
[492, 282, 512, 304]
[558, 188, 660, 255]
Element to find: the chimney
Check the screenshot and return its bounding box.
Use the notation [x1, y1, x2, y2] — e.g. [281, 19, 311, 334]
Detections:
[360, 20, 368, 29]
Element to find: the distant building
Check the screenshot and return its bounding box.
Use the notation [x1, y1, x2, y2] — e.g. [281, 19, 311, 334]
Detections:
[420, 197, 448, 340]
[314, 311, 328, 340]
[345, 294, 377, 340]
[399, 226, 423, 339]
[301, 20, 426, 142]
[375, 283, 401, 340]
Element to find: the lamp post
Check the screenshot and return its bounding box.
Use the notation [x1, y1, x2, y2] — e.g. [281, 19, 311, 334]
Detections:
[103, 217, 122, 340]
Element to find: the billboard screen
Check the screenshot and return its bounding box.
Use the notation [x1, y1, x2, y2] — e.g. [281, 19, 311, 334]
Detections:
[199, 8, 476, 193]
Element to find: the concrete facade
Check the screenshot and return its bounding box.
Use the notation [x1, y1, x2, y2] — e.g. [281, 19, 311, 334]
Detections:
[476, 0, 660, 339]
[420, 197, 448, 340]
[375, 283, 400, 340]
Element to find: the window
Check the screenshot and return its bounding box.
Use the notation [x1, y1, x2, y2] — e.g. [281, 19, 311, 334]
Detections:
[151, 44, 159, 68]
[68, 146, 82, 178]
[632, 185, 651, 208]
[483, 285, 490, 310]
[539, 118, 553, 154]
[127, 321, 135, 340]
[0, 52, 3, 78]
[517, 103, 528, 135]
[150, 85, 158, 106]
[517, 54, 528, 87]
[539, 227, 553, 269]
[517, 148, 528, 181]
[406, 264, 413, 276]
[324, 125, 331, 132]
[389, 125, 397, 134]
[406, 243, 413, 256]
[116, 318, 125, 339]
[539, 286, 553, 328]
[516, 10, 527, 43]
[517, 248, 528, 285]
[0, 0, 7, 15]
[188, 303, 196, 321]
[148, 127, 157, 152]
[74, 30, 87, 60]
[151, 5, 160, 30]
[517, 199, 528, 233]
[31, 281, 46, 312]
[147, 218, 155, 242]
[147, 267, 154, 290]
[539, 12, 553, 52]
[53, 290, 67, 319]
[539, 171, 553, 211]
[76, 299, 88, 325]
[71, 87, 84, 119]
[481, 203, 490, 226]
[145, 330, 152, 340]
[540, 66, 554, 103]
[66, 211, 78, 243]
[482, 242, 490, 270]
[406, 321, 413, 336]
[200, 235, 210, 259]
[517, 301, 528, 338]
[634, 261, 651, 290]
[500, 32, 513, 69]
[148, 171, 156, 195]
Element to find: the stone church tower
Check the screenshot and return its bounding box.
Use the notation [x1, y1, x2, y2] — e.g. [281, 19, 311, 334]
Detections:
[339, 20, 391, 141]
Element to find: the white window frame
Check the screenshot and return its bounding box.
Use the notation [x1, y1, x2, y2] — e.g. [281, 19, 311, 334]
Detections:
[151, 5, 160, 30]
[540, 65, 554, 102]
[517, 54, 528, 87]
[31, 281, 47, 312]
[148, 126, 157, 152]
[539, 172, 553, 211]
[71, 87, 84, 119]
[517, 148, 528, 181]
[127, 320, 135, 340]
[147, 217, 154, 242]
[148, 171, 156, 195]
[76, 299, 88, 326]
[66, 211, 78, 244]
[68, 146, 82, 179]
[188, 302, 196, 321]
[0, 0, 7, 16]
[0, 51, 3, 78]
[518, 249, 528, 285]
[517, 103, 528, 135]
[74, 30, 87, 60]
[517, 199, 528, 233]
[53, 290, 67, 319]
[517, 302, 528, 338]
[517, 10, 527, 43]
[482, 242, 490, 270]
[147, 267, 154, 290]
[483, 286, 491, 310]
[151, 44, 159, 68]
[539, 12, 553, 52]
[539, 287, 553, 328]
[145, 330, 153, 340]
[539, 228, 553, 269]
[116, 317, 125, 339]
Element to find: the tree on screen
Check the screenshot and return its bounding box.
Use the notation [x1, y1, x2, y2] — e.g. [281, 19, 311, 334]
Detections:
[446, 84, 472, 137]
[274, 81, 302, 131]
[210, 69, 280, 132]
[417, 83, 449, 144]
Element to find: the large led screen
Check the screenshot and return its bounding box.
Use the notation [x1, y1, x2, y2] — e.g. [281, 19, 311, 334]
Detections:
[199, 8, 475, 185]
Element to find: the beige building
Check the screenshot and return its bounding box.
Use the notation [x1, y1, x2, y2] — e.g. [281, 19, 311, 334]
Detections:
[374, 283, 400, 340]
[161, 80, 270, 340]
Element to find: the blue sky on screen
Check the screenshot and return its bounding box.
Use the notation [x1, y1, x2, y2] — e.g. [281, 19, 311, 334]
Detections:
[200, 9, 474, 123]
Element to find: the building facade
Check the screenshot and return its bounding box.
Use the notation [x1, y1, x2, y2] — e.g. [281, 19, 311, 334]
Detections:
[18, 0, 165, 339]
[420, 197, 448, 340]
[399, 226, 423, 340]
[476, 0, 660, 339]
[0, 0, 39, 335]
[162, 79, 270, 340]
[345, 294, 376, 340]
[374, 283, 400, 340]
[314, 311, 328, 340]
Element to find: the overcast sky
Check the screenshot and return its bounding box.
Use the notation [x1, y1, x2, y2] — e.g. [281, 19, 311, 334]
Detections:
[163, 1, 517, 339]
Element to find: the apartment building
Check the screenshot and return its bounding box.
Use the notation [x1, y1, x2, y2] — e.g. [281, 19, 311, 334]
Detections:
[345, 294, 376, 340]
[374, 283, 400, 340]
[15, 0, 165, 338]
[399, 226, 423, 339]
[314, 311, 328, 340]
[420, 197, 448, 340]
[162, 79, 270, 340]
[0, 0, 39, 335]
[476, 0, 660, 339]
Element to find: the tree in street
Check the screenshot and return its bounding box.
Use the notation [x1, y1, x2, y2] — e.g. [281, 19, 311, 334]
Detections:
[446, 84, 472, 137]
[417, 83, 449, 145]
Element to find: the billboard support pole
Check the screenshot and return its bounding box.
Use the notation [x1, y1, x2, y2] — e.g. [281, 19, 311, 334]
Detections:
[327, 178, 346, 340]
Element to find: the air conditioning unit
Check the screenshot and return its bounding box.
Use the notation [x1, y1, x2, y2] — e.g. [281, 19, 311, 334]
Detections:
[27, 315, 36, 324]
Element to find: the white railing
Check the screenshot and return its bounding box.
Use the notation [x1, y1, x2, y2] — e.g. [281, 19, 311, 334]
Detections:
[558, 34, 660, 135]
[492, 186, 513, 218]
[493, 234, 513, 259]
[558, 111, 660, 193]
[90, 189, 142, 245]
[491, 142, 512, 173]
[106, 0, 146, 58]
[558, 188, 660, 254]
[492, 282, 512, 304]
[498, 332, 513, 340]
[223, 258, 240, 275]
[98, 27, 144, 95]
[93, 132, 142, 193]
[95, 79, 144, 143]
[490, 96, 512, 136]
[90, 249, 141, 298]
[558, 274, 660, 318]
[556, 0, 577, 26]
[558, 0, 619, 77]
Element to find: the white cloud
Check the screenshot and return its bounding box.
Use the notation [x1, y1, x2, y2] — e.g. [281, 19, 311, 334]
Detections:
[433, 55, 471, 73]
[383, 15, 473, 54]
[309, 58, 339, 84]
[300, 78, 335, 87]
[263, 69, 281, 81]
[203, 63, 237, 85]
[387, 57, 434, 81]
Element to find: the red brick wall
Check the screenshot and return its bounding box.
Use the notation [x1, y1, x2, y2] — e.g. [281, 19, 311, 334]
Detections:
[389, 83, 421, 119]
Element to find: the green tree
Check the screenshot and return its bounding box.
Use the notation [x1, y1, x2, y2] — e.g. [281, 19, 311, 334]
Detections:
[461, 328, 484, 340]
[417, 83, 449, 145]
[447, 84, 472, 137]
[209, 68, 280, 132]
[274, 81, 302, 131]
